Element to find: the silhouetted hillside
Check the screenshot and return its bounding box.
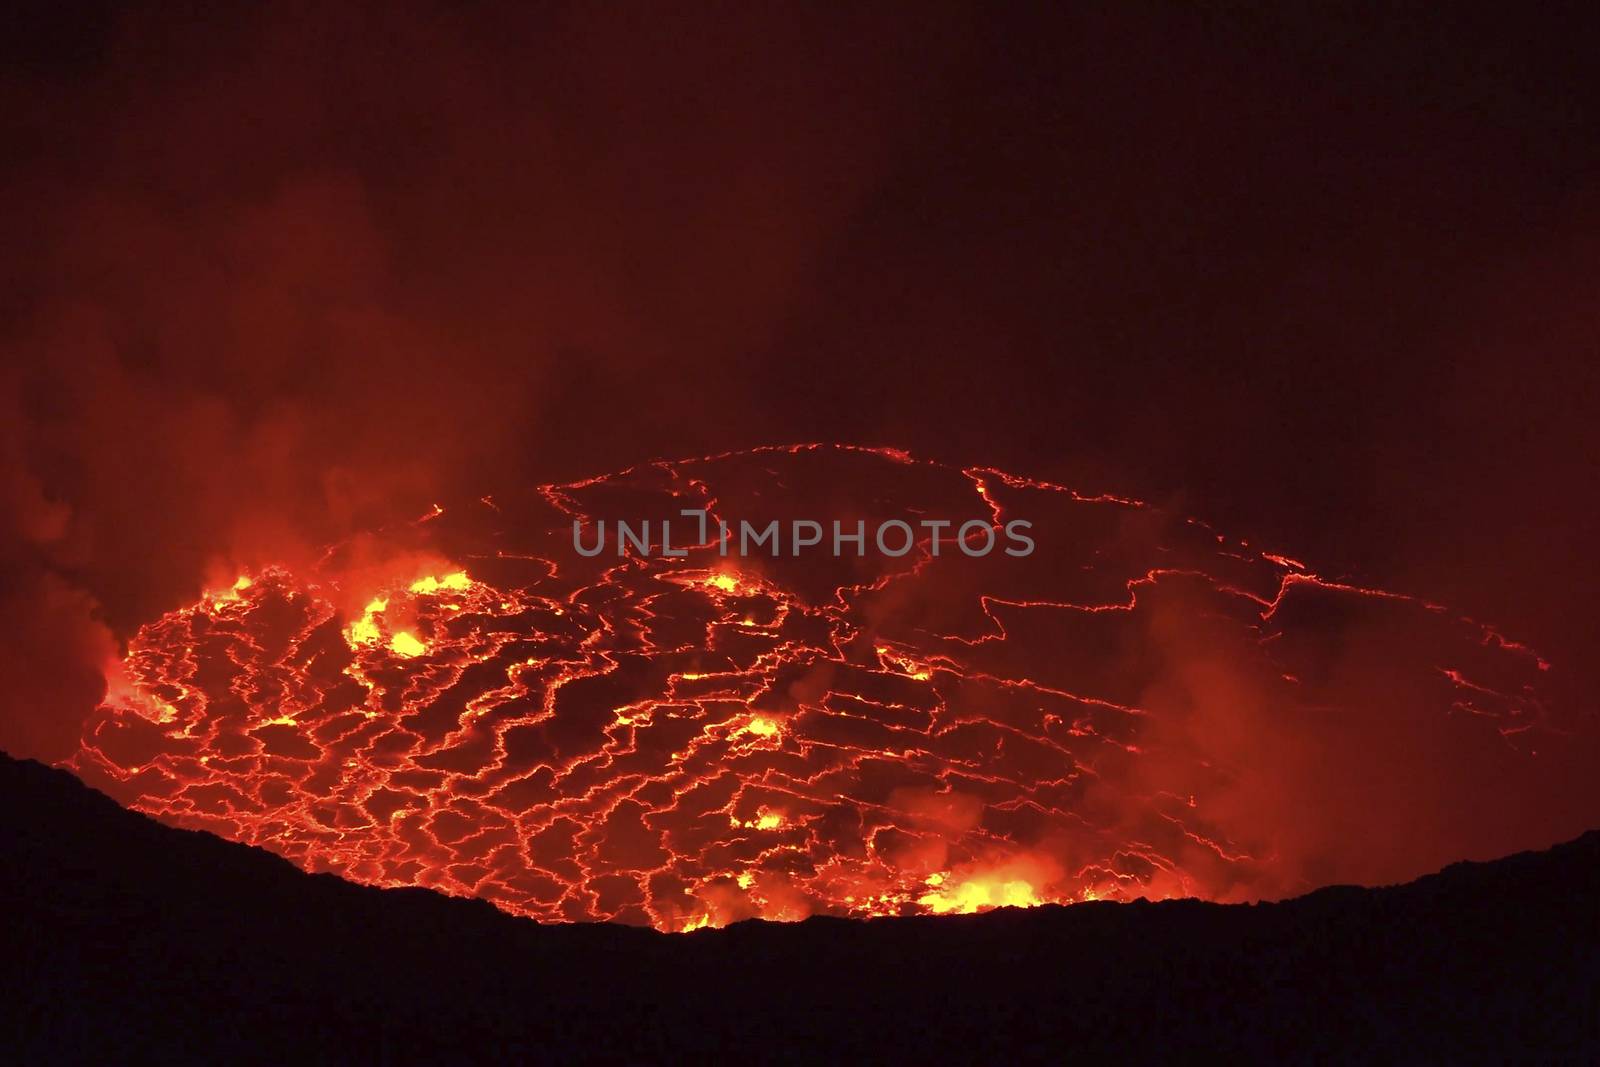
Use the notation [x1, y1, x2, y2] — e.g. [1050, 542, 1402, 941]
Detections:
[3, 752, 1594, 1062]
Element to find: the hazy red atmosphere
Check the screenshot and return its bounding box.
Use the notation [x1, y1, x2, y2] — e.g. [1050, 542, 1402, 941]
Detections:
[3, 3, 1598, 931]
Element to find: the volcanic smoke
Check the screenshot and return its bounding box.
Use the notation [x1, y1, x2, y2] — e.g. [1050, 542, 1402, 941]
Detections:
[70, 445, 1569, 932]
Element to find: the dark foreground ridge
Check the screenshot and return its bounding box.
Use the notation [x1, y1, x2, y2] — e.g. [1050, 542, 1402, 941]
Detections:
[4, 753, 1594, 1062]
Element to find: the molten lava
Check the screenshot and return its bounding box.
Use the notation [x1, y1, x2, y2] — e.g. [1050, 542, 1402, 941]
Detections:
[70, 445, 1560, 932]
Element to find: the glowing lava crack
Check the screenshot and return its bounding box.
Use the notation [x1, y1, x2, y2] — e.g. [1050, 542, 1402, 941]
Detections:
[72, 445, 1563, 931]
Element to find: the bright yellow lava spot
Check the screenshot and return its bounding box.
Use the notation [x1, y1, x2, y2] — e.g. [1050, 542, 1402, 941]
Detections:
[876, 645, 933, 680]
[681, 914, 713, 933]
[409, 571, 471, 594]
[206, 575, 254, 608]
[916, 877, 1043, 915]
[346, 597, 389, 647]
[731, 807, 786, 830]
[389, 631, 428, 657]
[260, 715, 298, 727]
[739, 716, 780, 738]
[704, 573, 741, 593]
[736, 871, 756, 889]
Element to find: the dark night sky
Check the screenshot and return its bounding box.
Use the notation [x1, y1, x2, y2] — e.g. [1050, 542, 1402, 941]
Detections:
[1, 2, 1597, 774]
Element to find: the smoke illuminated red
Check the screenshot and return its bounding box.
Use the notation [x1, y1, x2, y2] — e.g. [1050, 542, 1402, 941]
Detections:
[69, 445, 1565, 932]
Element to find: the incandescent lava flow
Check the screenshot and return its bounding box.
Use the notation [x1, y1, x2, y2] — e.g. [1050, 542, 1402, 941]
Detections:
[70, 445, 1571, 932]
